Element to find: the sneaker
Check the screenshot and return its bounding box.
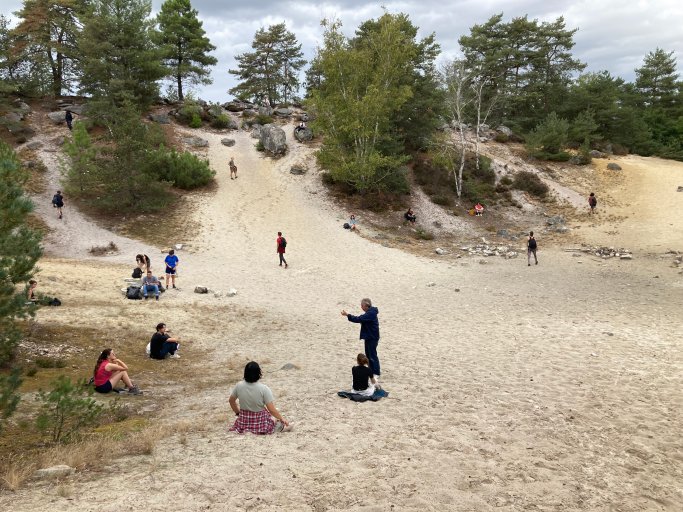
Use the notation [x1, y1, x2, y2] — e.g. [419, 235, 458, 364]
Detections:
[155, 296, 159, 301]
[169, 353, 180, 359]
[528, 263, 531, 266]
[127, 386, 143, 395]
[144, 296, 149, 300]
[172, 285, 176, 289]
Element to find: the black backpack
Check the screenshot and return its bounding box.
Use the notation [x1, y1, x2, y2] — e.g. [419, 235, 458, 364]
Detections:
[126, 286, 142, 300]
[528, 237, 537, 250]
[280, 237, 287, 249]
[132, 267, 142, 278]
[343, 223, 350, 229]
[589, 196, 597, 207]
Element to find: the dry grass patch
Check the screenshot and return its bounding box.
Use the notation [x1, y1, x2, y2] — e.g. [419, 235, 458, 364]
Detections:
[0, 456, 36, 491]
[17, 147, 49, 194]
[88, 241, 119, 256]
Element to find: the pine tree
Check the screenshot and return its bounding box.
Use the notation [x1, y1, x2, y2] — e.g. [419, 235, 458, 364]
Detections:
[229, 23, 305, 106]
[78, 0, 165, 112]
[11, 0, 85, 96]
[0, 142, 42, 430]
[156, 0, 217, 101]
[635, 48, 679, 110]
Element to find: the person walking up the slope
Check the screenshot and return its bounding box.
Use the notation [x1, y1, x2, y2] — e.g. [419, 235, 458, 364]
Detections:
[527, 231, 538, 266]
[276, 231, 288, 268]
[229, 157, 238, 180]
[342, 298, 381, 380]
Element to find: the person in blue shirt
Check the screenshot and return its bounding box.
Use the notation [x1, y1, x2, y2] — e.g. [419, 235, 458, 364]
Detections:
[164, 249, 179, 289]
[341, 298, 381, 380]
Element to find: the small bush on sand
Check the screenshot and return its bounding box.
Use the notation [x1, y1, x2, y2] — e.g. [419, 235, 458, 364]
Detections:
[189, 113, 202, 128]
[89, 241, 118, 256]
[512, 171, 549, 198]
[211, 114, 231, 129]
[152, 149, 214, 189]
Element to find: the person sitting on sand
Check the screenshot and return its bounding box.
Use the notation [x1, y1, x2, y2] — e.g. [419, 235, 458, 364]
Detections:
[93, 349, 142, 395]
[142, 270, 161, 301]
[404, 208, 416, 223]
[474, 202, 484, 216]
[229, 361, 292, 434]
[27, 279, 38, 302]
[351, 353, 378, 396]
[348, 214, 358, 231]
[149, 322, 181, 359]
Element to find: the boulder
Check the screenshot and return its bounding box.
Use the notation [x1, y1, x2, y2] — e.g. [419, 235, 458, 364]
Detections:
[274, 107, 292, 117]
[221, 138, 236, 147]
[207, 104, 223, 118]
[496, 125, 513, 137]
[51, 136, 66, 146]
[298, 113, 309, 122]
[606, 163, 622, 171]
[68, 104, 87, 115]
[224, 101, 249, 112]
[251, 126, 261, 139]
[290, 165, 306, 175]
[182, 136, 209, 148]
[590, 150, 607, 158]
[259, 124, 287, 156]
[25, 141, 42, 150]
[294, 127, 313, 142]
[224, 118, 239, 130]
[194, 286, 208, 294]
[33, 465, 74, 480]
[435, 248, 447, 255]
[148, 113, 171, 124]
[1, 112, 22, 123]
[15, 101, 31, 114]
[47, 111, 66, 124]
[258, 105, 273, 116]
[242, 108, 257, 116]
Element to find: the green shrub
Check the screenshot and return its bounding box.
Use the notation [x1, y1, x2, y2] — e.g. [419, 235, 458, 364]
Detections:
[189, 113, 202, 128]
[36, 376, 104, 443]
[431, 194, 451, 206]
[494, 132, 509, 143]
[211, 114, 231, 129]
[153, 149, 214, 189]
[512, 171, 549, 198]
[35, 357, 67, 369]
[415, 229, 434, 240]
[526, 112, 569, 157]
[177, 101, 203, 125]
[499, 175, 513, 186]
[254, 114, 274, 125]
[255, 141, 265, 152]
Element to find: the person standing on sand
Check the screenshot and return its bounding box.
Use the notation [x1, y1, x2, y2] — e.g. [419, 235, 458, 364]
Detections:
[51, 190, 64, 219]
[65, 110, 74, 131]
[230, 157, 238, 179]
[527, 231, 538, 266]
[342, 298, 381, 380]
[588, 192, 597, 214]
[164, 249, 179, 289]
[276, 231, 288, 268]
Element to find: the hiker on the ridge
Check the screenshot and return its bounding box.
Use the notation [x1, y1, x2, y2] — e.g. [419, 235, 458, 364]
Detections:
[588, 192, 597, 214]
[276, 231, 288, 268]
[527, 231, 538, 266]
[164, 249, 179, 289]
[51, 190, 64, 219]
[230, 157, 238, 180]
[341, 298, 381, 381]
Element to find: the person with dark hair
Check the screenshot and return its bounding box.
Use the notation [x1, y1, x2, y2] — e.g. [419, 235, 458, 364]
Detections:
[342, 298, 381, 380]
[404, 208, 416, 223]
[93, 349, 141, 395]
[276, 231, 288, 268]
[229, 157, 238, 180]
[149, 323, 180, 359]
[142, 270, 161, 301]
[229, 362, 291, 434]
[164, 249, 179, 289]
[136, 254, 151, 273]
[351, 353, 378, 396]
[65, 110, 74, 130]
[27, 279, 38, 302]
[588, 192, 597, 214]
[527, 231, 538, 266]
[51, 190, 64, 219]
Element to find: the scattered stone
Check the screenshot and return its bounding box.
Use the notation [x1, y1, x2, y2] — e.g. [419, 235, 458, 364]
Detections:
[478, 259, 488, 265]
[505, 251, 518, 259]
[581, 245, 633, 260]
[148, 113, 171, 124]
[182, 136, 209, 148]
[590, 150, 607, 158]
[293, 127, 313, 142]
[33, 465, 73, 480]
[454, 288, 460, 292]
[280, 363, 299, 370]
[213, 291, 223, 298]
[221, 138, 236, 147]
[496, 125, 513, 137]
[51, 136, 65, 146]
[620, 254, 633, 260]
[606, 163, 622, 171]
[426, 282, 436, 287]
[227, 288, 237, 297]
[432, 221, 442, 228]
[47, 111, 66, 124]
[194, 286, 208, 294]
[545, 215, 565, 226]
[25, 140, 42, 150]
[290, 165, 307, 175]
[435, 248, 447, 255]
[677, 186, 683, 192]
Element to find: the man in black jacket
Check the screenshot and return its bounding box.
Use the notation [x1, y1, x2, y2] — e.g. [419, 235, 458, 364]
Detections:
[342, 298, 381, 379]
[149, 323, 181, 359]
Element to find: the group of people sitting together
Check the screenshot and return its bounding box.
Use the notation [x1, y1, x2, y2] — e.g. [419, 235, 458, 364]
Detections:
[133, 251, 179, 300]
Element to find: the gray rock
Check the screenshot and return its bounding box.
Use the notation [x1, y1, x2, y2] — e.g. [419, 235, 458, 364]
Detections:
[51, 136, 65, 146]
[213, 291, 223, 298]
[496, 125, 513, 137]
[1, 112, 22, 123]
[546, 215, 565, 226]
[590, 150, 607, 158]
[224, 101, 248, 112]
[148, 113, 171, 124]
[242, 108, 257, 117]
[298, 113, 309, 122]
[426, 282, 436, 287]
[290, 165, 307, 175]
[677, 186, 683, 192]
[259, 124, 287, 156]
[221, 138, 236, 147]
[435, 248, 447, 255]
[250, 125, 261, 139]
[224, 118, 239, 130]
[280, 363, 299, 370]
[620, 254, 633, 260]
[194, 286, 208, 294]
[606, 163, 622, 171]
[15, 101, 31, 113]
[47, 111, 66, 124]
[293, 127, 313, 142]
[258, 105, 273, 116]
[24, 141, 41, 151]
[33, 465, 74, 480]
[274, 107, 292, 117]
[68, 104, 87, 115]
[182, 136, 209, 148]
[505, 251, 518, 259]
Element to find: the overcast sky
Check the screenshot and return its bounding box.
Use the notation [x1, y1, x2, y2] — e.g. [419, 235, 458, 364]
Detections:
[3, 0, 682, 102]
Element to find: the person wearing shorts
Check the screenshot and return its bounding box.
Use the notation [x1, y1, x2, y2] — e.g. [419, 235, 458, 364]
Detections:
[93, 349, 141, 395]
[164, 249, 179, 289]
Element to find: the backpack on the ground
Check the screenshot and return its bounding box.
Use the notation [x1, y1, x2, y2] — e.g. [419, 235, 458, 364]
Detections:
[343, 223, 350, 229]
[528, 238, 537, 250]
[49, 297, 61, 306]
[279, 237, 287, 249]
[132, 267, 142, 278]
[126, 286, 142, 300]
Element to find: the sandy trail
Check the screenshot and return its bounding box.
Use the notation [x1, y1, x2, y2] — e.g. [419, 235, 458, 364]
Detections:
[3, 123, 683, 511]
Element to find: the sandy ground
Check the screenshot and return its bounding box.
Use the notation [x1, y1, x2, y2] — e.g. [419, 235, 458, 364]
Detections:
[2, 119, 683, 511]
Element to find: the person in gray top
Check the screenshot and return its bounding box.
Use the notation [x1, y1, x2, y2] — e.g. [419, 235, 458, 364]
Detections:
[229, 362, 291, 434]
[142, 270, 161, 300]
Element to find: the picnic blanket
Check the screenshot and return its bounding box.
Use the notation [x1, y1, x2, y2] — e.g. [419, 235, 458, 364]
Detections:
[337, 388, 388, 402]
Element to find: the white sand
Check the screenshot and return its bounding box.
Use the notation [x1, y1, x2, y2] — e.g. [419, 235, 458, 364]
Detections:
[2, 120, 682, 511]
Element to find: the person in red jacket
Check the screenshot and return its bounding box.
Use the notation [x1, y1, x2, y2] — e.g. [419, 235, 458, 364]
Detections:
[276, 231, 288, 268]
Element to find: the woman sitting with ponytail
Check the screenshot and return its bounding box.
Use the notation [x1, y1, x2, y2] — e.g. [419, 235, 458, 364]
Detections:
[93, 349, 142, 395]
